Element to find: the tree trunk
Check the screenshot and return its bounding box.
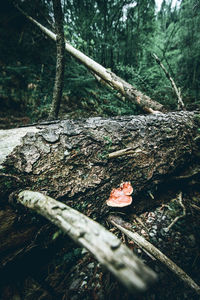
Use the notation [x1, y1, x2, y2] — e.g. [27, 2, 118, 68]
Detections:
[48, 0, 65, 120]
[0, 111, 200, 295]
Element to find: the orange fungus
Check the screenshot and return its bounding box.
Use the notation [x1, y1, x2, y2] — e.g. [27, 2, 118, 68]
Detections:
[106, 181, 133, 207]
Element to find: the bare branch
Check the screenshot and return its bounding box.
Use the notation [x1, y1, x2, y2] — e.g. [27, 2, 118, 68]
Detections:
[191, 203, 200, 212]
[153, 53, 185, 110]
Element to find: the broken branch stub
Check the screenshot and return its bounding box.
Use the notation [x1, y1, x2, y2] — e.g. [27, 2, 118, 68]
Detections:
[17, 190, 157, 295]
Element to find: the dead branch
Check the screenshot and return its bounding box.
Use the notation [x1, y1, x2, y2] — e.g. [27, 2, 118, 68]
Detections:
[17, 190, 157, 295]
[191, 203, 200, 212]
[165, 192, 186, 232]
[132, 214, 149, 231]
[108, 215, 200, 296]
[153, 53, 184, 110]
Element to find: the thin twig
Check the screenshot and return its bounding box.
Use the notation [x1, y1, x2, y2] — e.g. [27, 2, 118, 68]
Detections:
[132, 214, 148, 231]
[190, 203, 200, 212]
[0, 173, 22, 182]
[165, 192, 186, 232]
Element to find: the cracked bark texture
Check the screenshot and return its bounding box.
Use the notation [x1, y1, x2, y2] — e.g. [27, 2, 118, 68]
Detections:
[0, 111, 200, 278]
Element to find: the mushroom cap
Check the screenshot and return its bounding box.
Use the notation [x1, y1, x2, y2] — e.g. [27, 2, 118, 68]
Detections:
[120, 181, 133, 195]
[106, 193, 132, 207]
[106, 182, 133, 207]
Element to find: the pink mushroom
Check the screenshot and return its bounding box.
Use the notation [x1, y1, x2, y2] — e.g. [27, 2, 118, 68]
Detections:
[106, 182, 133, 207]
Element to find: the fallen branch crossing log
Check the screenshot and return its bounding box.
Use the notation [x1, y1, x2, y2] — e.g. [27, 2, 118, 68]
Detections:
[17, 190, 157, 294]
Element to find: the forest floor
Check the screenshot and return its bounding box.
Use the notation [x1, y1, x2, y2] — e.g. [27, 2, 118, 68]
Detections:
[58, 186, 200, 300]
[126, 187, 200, 300]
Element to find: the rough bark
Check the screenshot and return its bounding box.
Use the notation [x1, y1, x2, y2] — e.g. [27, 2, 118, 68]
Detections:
[0, 111, 200, 282]
[1, 111, 200, 202]
[48, 0, 65, 120]
[15, 5, 165, 114]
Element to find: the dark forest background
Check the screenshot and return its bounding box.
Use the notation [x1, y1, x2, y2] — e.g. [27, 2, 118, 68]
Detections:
[0, 0, 199, 125]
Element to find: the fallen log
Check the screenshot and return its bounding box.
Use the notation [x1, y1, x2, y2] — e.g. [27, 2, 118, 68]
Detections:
[15, 5, 165, 114]
[1, 111, 199, 199]
[0, 111, 200, 286]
